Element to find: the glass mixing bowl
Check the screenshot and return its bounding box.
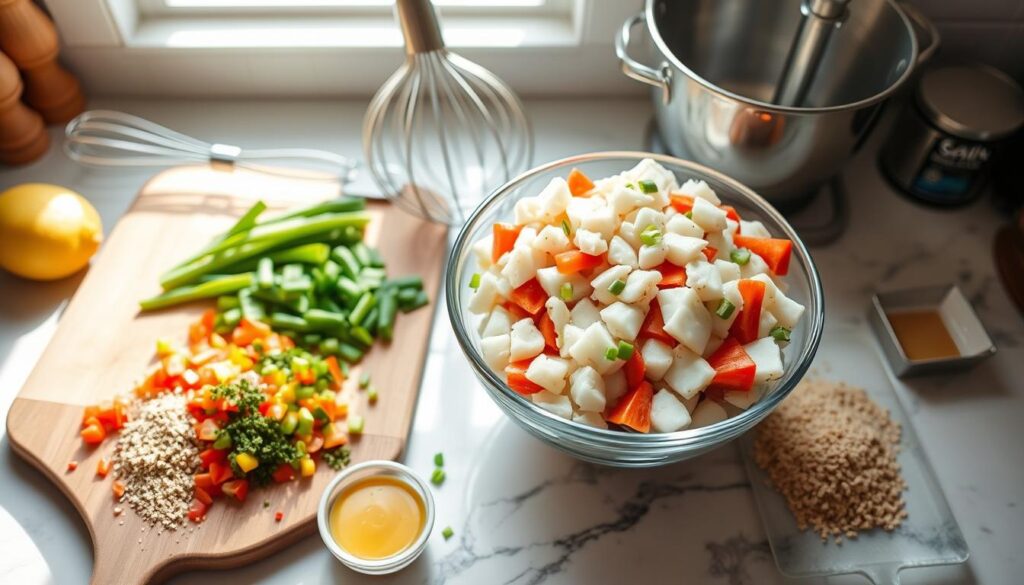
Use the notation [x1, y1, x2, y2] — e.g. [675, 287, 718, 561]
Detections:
[446, 152, 824, 467]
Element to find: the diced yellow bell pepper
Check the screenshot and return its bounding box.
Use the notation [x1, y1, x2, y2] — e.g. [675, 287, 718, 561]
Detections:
[278, 383, 296, 404]
[300, 456, 316, 478]
[235, 452, 259, 473]
[155, 337, 175, 357]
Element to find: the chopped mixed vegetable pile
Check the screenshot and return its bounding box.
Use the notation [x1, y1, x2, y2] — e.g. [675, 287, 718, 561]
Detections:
[139, 197, 429, 360]
[468, 159, 806, 433]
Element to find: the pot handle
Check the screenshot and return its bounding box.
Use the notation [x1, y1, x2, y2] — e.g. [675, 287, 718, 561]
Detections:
[898, 1, 940, 65]
[616, 12, 672, 104]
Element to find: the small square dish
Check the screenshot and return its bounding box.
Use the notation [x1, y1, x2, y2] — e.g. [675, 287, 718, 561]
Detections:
[869, 284, 996, 377]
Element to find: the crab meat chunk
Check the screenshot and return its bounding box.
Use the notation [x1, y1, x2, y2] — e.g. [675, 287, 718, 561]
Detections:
[663, 346, 715, 400]
[600, 301, 645, 341]
[509, 318, 545, 362]
[650, 389, 692, 432]
[569, 366, 607, 412]
[640, 338, 674, 381]
[525, 354, 570, 394]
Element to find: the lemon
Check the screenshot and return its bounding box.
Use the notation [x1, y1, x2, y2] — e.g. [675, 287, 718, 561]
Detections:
[0, 183, 103, 281]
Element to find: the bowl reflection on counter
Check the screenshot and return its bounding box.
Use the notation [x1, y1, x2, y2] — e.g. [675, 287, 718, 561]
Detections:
[446, 152, 825, 468]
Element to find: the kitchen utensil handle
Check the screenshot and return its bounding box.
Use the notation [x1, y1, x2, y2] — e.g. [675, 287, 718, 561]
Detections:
[395, 0, 445, 55]
[861, 562, 903, 585]
[616, 12, 672, 104]
[898, 1, 940, 65]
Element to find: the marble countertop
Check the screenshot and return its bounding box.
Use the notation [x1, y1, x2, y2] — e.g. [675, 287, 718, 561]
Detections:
[0, 98, 1020, 585]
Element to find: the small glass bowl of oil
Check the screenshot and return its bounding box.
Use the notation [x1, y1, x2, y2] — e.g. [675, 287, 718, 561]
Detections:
[317, 460, 435, 575]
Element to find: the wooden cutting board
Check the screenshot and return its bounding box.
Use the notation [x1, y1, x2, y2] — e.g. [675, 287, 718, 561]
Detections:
[5, 166, 448, 584]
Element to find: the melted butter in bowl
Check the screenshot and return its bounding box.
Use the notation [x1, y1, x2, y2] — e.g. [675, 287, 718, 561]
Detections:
[885, 310, 960, 361]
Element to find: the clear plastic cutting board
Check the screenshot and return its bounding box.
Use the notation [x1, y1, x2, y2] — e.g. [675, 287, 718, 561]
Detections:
[739, 326, 969, 585]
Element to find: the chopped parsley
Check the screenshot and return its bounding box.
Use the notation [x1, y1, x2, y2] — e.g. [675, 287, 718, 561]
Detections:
[322, 446, 352, 470]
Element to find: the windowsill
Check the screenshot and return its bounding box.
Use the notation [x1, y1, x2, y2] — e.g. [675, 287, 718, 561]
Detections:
[126, 14, 579, 49]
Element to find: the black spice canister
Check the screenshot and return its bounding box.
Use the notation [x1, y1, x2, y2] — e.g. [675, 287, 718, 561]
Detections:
[881, 64, 1024, 207]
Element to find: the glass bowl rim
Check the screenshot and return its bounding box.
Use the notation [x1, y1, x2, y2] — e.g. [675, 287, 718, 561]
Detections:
[445, 150, 825, 449]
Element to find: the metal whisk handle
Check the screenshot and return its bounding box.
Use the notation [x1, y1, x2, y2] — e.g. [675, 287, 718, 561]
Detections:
[396, 0, 445, 55]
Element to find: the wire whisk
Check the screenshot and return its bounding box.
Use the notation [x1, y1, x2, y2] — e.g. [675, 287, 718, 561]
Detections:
[363, 0, 533, 225]
[64, 110, 359, 183]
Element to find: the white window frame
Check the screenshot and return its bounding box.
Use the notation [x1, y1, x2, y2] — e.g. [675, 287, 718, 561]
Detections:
[42, 0, 646, 97]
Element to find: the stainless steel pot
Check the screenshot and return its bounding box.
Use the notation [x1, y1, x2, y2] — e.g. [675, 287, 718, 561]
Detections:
[617, 0, 936, 207]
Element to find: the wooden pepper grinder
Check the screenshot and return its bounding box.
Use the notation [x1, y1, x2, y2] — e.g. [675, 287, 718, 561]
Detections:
[0, 0, 84, 124]
[0, 49, 49, 164]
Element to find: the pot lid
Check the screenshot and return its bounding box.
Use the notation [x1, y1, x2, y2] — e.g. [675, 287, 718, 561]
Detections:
[918, 65, 1024, 141]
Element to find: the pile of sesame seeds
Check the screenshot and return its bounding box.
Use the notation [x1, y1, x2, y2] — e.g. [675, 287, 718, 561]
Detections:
[114, 393, 199, 530]
[753, 378, 907, 543]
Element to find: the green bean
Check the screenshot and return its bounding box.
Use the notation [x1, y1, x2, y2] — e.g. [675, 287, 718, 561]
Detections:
[338, 342, 364, 363]
[367, 247, 385, 268]
[378, 287, 398, 342]
[318, 337, 340, 356]
[238, 288, 266, 320]
[362, 307, 379, 336]
[331, 246, 361, 279]
[305, 309, 348, 330]
[217, 295, 241, 311]
[401, 290, 430, 313]
[350, 325, 374, 347]
[352, 242, 373, 267]
[257, 257, 274, 289]
[388, 275, 424, 290]
[269, 312, 309, 332]
[140, 273, 254, 311]
[318, 296, 343, 314]
[222, 307, 242, 328]
[349, 293, 376, 325]
[336, 277, 362, 303]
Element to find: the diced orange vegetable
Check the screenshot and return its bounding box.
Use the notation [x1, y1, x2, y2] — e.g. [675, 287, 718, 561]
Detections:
[492, 222, 522, 263]
[189, 309, 216, 346]
[199, 448, 228, 469]
[505, 360, 545, 395]
[208, 461, 235, 485]
[221, 479, 249, 502]
[732, 235, 793, 276]
[722, 205, 741, 223]
[112, 480, 125, 499]
[275, 511, 284, 522]
[702, 246, 718, 262]
[305, 434, 324, 454]
[232, 318, 272, 346]
[509, 278, 548, 316]
[706, 337, 756, 392]
[567, 168, 595, 196]
[81, 418, 106, 445]
[95, 401, 127, 431]
[322, 422, 349, 449]
[325, 355, 344, 390]
[606, 381, 653, 433]
[195, 486, 214, 506]
[67, 460, 78, 472]
[554, 250, 603, 274]
[624, 350, 646, 388]
[188, 498, 208, 523]
[96, 457, 111, 478]
[639, 300, 677, 347]
[729, 279, 766, 344]
[669, 194, 695, 213]
[537, 311, 558, 352]
[81, 405, 100, 426]
[655, 262, 687, 289]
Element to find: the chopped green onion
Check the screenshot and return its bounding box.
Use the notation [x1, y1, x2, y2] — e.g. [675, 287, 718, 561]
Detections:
[213, 430, 232, 450]
[559, 282, 574, 301]
[639, 225, 662, 246]
[604, 347, 619, 361]
[625, 182, 636, 190]
[561, 219, 572, 238]
[608, 279, 626, 295]
[469, 273, 481, 289]
[442, 526, 454, 540]
[638, 179, 658, 194]
[616, 341, 635, 360]
[257, 257, 274, 290]
[715, 298, 736, 319]
[367, 387, 378, 403]
[431, 468, 446, 485]
[434, 452, 444, 467]
[730, 248, 751, 266]
[359, 372, 371, 388]
[347, 414, 365, 434]
[685, 211, 693, 219]
[770, 326, 791, 342]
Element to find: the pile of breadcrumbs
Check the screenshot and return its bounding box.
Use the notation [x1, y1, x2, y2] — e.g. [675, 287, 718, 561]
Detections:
[114, 393, 200, 530]
[754, 378, 907, 543]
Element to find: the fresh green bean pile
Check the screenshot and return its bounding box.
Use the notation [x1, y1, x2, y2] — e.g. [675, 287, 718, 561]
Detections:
[140, 198, 429, 362]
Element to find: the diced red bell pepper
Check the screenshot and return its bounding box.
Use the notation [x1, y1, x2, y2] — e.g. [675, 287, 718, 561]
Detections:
[655, 262, 687, 289]
[221, 479, 249, 503]
[188, 498, 208, 523]
[553, 250, 603, 274]
[274, 511, 284, 522]
[189, 308, 216, 345]
[606, 381, 653, 433]
[509, 278, 548, 316]
[732, 235, 793, 276]
[195, 472, 223, 497]
[67, 460, 78, 472]
[199, 448, 228, 469]
[537, 311, 558, 352]
[669, 194, 695, 213]
[706, 337, 756, 392]
[639, 300, 677, 347]
[503, 301, 532, 323]
[232, 318, 272, 347]
[567, 168, 595, 196]
[624, 350, 646, 389]
[722, 205, 741, 222]
[729, 279, 766, 345]
[194, 486, 214, 506]
[208, 461, 235, 485]
[272, 464, 296, 483]
[702, 246, 718, 262]
[505, 360, 545, 395]
[325, 355, 344, 390]
[492, 222, 522, 263]
[258, 401, 271, 416]
[95, 401, 127, 431]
